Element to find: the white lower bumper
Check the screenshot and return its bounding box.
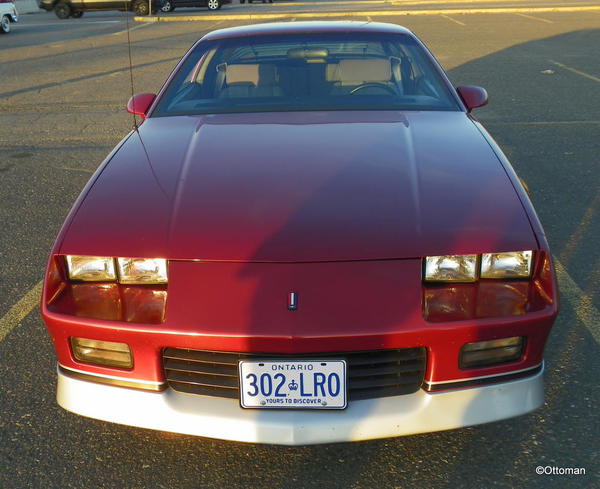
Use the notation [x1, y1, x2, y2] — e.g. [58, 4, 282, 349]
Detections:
[57, 366, 544, 445]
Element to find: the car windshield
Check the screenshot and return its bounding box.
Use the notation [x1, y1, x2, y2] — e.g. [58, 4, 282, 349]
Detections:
[152, 32, 460, 116]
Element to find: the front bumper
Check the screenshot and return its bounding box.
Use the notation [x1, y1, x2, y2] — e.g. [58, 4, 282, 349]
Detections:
[57, 363, 544, 445]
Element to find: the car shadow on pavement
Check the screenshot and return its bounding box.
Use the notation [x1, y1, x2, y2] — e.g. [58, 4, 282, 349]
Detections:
[218, 28, 600, 489]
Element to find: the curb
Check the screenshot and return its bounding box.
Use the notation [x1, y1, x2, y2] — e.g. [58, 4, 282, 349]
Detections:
[135, 5, 600, 22]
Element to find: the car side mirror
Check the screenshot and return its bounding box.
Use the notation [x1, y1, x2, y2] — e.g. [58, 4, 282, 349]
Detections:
[126, 93, 157, 119]
[456, 86, 488, 112]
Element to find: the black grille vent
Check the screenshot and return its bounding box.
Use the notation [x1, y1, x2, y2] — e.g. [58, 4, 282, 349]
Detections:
[163, 347, 426, 402]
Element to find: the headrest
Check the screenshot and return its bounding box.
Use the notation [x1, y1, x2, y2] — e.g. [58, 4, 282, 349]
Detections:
[225, 64, 277, 86]
[326, 59, 392, 85]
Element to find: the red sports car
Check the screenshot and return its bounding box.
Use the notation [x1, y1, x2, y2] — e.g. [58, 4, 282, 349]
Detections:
[41, 21, 558, 445]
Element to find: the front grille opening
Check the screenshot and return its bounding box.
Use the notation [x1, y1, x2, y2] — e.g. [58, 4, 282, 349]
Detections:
[163, 347, 426, 402]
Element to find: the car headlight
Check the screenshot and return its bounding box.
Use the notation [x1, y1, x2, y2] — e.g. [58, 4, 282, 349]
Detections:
[423, 251, 534, 282]
[66, 256, 116, 282]
[117, 258, 168, 284]
[424, 255, 478, 282]
[71, 337, 133, 368]
[480, 251, 533, 279]
[460, 336, 524, 369]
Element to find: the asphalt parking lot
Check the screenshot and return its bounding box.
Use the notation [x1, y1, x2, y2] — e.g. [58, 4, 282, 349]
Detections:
[1, 1, 599, 487]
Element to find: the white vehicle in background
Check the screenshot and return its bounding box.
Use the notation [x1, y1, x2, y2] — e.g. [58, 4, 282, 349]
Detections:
[0, 0, 18, 34]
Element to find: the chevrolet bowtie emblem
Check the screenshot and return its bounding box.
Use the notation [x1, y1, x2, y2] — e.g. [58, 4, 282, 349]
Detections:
[288, 292, 298, 311]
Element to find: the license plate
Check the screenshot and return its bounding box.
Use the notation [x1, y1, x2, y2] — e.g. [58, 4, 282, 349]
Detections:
[239, 360, 347, 409]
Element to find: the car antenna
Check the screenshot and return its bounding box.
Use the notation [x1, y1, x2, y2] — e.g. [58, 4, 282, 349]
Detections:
[125, 3, 139, 131]
[122, 6, 168, 198]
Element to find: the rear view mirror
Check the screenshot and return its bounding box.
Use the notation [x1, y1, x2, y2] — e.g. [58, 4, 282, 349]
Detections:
[456, 86, 488, 112]
[126, 93, 157, 119]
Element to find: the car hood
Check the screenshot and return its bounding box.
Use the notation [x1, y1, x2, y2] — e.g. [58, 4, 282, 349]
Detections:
[60, 111, 537, 261]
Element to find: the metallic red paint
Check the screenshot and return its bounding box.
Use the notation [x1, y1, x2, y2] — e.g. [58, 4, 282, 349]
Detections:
[41, 22, 558, 404]
[201, 21, 414, 42]
[43, 252, 557, 385]
[58, 111, 537, 261]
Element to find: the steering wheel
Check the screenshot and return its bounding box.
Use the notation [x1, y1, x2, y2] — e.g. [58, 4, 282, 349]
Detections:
[350, 83, 398, 95]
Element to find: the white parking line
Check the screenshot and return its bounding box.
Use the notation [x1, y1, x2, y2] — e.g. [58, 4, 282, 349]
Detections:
[442, 14, 466, 26]
[550, 60, 600, 83]
[515, 12, 553, 23]
[491, 120, 600, 126]
[555, 260, 600, 345]
[110, 22, 152, 36]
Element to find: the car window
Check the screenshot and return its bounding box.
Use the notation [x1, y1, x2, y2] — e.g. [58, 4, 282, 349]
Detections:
[153, 33, 460, 116]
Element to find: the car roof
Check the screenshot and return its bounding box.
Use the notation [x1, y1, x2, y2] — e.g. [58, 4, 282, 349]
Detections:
[201, 21, 415, 42]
